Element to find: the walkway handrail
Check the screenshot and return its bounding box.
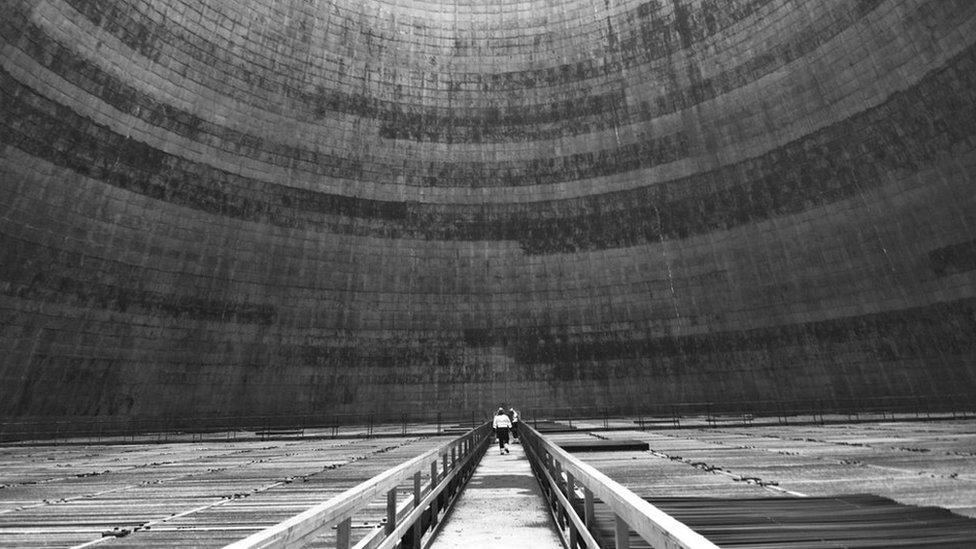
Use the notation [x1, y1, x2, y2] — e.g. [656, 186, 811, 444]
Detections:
[225, 423, 491, 549]
[521, 423, 718, 549]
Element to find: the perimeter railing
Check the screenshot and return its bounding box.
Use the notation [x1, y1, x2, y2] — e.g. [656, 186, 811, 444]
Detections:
[3, 393, 973, 443]
[520, 422, 718, 549]
[0, 410, 489, 444]
[523, 393, 976, 431]
[224, 422, 491, 549]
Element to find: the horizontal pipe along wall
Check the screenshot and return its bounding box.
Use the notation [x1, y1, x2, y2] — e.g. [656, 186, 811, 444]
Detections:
[1, 0, 975, 429]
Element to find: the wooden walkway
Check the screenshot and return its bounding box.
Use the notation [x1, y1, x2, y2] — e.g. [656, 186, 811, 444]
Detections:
[428, 441, 562, 549]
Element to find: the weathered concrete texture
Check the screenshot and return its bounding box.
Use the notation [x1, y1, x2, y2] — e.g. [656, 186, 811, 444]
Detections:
[429, 442, 562, 549]
[0, 435, 455, 547]
[557, 419, 976, 518]
[1, 0, 976, 426]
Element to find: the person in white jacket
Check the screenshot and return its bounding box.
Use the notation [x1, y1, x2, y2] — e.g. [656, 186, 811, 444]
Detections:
[492, 408, 512, 454]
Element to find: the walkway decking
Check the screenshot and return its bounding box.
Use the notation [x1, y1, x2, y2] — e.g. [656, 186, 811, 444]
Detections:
[428, 441, 562, 549]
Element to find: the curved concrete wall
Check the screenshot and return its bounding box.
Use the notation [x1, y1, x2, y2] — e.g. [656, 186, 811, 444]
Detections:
[1, 0, 975, 423]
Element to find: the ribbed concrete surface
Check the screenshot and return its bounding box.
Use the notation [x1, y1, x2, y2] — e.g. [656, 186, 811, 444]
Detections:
[3, 0, 976, 426]
[429, 443, 561, 549]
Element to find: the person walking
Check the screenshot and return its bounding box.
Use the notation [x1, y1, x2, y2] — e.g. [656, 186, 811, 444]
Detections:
[492, 407, 512, 454]
[509, 407, 520, 442]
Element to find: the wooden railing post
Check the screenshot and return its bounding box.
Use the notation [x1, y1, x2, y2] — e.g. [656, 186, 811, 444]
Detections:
[584, 487, 595, 529]
[386, 489, 397, 535]
[554, 460, 566, 528]
[615, 515, 630, 549]
[567, 471, 579, 548]
[429, 460, 440, 526]
[412, 515, 423, 549]
[553, 459, 566, 528]
[336, 517, 351, 549]
[413, 472, 422, 507]
[397, 471, 421, 549]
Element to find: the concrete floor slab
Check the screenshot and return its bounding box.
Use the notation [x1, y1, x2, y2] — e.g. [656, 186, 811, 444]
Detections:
[580, 420, 976, 518]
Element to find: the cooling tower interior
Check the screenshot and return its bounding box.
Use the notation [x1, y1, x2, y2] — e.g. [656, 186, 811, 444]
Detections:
[1, 0, 975, 429]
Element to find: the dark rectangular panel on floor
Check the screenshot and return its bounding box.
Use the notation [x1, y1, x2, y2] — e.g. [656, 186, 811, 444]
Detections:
[556, 439, 650, 452]
[530, 421, 579, 433]
[587, 495, 976, 548]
